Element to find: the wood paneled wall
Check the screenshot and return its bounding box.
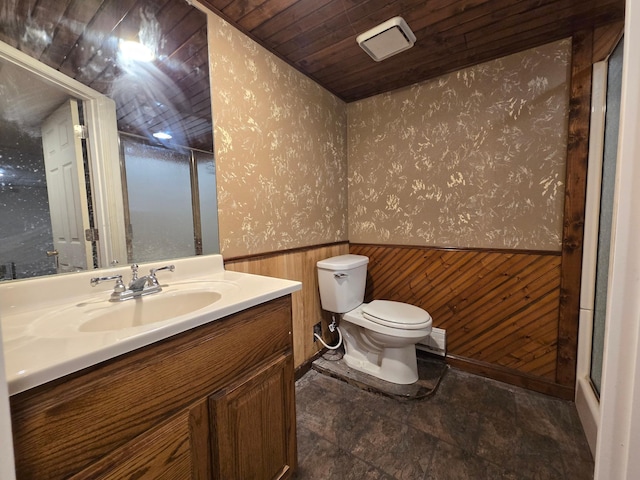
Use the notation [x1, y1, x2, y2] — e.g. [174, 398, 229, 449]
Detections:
[225, 241, 570, 397]
[350, 244, 571, 397]
[224, 243, 349, 368]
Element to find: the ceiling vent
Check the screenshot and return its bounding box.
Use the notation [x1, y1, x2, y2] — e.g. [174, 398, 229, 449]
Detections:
[356, 17, 416, 62]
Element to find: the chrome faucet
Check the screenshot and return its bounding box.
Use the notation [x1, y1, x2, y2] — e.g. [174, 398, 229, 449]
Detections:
[90, 264, 176, 302]
[128, 264, 148, 292]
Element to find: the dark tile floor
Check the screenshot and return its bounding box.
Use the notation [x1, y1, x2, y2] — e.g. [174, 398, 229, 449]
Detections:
[293, 367, 594, 480]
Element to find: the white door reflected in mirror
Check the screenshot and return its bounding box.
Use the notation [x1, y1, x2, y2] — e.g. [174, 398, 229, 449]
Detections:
[41, 99, 93, 273]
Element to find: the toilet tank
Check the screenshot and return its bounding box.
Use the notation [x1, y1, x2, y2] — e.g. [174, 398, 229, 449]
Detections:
[317, 254, 369, 313]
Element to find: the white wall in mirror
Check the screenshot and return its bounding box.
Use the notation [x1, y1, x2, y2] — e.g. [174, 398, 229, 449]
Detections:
[0, 0, 218, 280]
[0, 41, 127, 278]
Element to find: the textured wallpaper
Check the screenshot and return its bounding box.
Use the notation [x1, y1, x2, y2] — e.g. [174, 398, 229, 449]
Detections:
[348, 39, 571, 251]
[208, 15, 348, 258]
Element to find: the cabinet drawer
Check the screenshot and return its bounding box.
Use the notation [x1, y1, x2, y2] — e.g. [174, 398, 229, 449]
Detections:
[71, 401, 210, 480]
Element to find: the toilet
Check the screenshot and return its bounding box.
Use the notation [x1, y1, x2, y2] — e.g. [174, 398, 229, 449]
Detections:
[317, 254, 432, 384]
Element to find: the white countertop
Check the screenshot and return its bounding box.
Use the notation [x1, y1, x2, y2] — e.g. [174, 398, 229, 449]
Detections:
[0, 255, 301, 396]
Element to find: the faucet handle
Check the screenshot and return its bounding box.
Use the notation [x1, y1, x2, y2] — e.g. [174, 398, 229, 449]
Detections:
[130, 263, 139, 281]
[150, 265, 175, 276]
[148, 265, 175, 286]
[90, 275, 125, 290]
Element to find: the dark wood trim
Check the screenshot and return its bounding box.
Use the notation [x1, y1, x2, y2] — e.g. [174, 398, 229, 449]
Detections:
[556, 30, 593, 388]
[223, 241, 349, 263]
[294, 350, 325, 381]
[226, 242, 561, 265]
[349, 242, 562, 257]
[447, 354, 574, 400]
[593, 21, 624, 63]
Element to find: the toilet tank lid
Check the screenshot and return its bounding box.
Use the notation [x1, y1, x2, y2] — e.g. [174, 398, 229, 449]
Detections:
[317, 254, 369, 270]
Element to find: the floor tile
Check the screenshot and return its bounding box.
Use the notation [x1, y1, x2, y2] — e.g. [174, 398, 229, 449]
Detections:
[348, 411, 436, 479]
[423, 440, 517, 480]
[294, 366, 594, 480]
[293, 426, 393, 480]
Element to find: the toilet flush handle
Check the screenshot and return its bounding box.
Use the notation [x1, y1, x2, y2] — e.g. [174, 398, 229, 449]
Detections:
[334, 273, 348, 279]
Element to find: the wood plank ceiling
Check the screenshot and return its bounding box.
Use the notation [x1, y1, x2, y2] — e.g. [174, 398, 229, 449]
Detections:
[0, 0, 626, 148]
[201, 0, 625, 102]
[0, 0, 213, 151]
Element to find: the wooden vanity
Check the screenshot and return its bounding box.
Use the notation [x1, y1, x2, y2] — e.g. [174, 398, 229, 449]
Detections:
[9, 295, 297, 479]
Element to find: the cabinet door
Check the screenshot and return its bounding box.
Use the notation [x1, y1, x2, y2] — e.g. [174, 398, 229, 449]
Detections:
[210, 353, 296, 480]
[71, 400, 211, 480]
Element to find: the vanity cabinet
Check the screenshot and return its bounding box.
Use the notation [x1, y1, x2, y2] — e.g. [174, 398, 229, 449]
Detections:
[210, 354, 293, 479]
[9, 296, 297, 480]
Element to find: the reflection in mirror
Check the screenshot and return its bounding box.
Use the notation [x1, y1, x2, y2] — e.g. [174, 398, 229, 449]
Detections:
[0, 57, 97, 279]
[0, 114, 58, 279]
[0, 0, 218, 280]
[120, 133, 218, 263]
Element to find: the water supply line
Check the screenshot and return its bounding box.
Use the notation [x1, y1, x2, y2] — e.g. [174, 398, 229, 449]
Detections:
[313, 314, 343, 350]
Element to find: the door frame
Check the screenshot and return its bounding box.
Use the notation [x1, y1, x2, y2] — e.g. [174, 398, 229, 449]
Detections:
[0, 41, 127, 268]
[575, 60, 608, 455]
[594, 1, 640, 476]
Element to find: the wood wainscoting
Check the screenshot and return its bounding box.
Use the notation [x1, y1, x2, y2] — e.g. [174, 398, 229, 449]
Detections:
[225, 242, 349, 368]
[350, 244, 573, 399]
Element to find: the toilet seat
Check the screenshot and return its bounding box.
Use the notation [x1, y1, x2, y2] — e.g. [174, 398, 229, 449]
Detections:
[362, 300, 432, 330]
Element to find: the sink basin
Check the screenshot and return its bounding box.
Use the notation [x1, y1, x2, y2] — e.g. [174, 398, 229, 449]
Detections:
[79, 290, 222, 332]
[30, 281, 237, 337]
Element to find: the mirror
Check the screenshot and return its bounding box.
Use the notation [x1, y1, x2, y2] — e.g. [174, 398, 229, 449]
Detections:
[0, 0, 218, 281]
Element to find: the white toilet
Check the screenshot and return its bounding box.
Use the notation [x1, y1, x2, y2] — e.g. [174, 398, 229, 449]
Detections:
[317, 254, 432, 384]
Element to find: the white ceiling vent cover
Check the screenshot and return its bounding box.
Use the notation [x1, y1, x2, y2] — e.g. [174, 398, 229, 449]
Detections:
[356, 17, 416, 62]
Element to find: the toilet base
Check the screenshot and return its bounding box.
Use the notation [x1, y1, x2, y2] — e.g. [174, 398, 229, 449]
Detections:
[340, 323, 420, 384]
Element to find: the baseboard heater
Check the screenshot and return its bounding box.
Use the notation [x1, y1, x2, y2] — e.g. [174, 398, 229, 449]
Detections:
[416, 327, 447, 357]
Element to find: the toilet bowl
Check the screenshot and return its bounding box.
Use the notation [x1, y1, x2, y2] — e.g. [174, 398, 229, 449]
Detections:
[317, 254, 432, 385]
[341, 300, 432, 384]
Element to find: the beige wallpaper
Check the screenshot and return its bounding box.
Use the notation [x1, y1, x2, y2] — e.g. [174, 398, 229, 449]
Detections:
[348, 39, 571, 251]
[208, 12, 570, 256]
[207, 15, 348, 258]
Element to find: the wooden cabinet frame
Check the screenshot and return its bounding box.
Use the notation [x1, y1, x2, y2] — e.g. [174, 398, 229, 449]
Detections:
[10, 296, 297, 479]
